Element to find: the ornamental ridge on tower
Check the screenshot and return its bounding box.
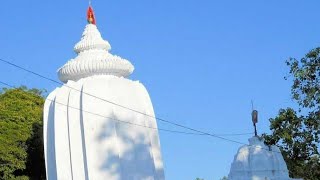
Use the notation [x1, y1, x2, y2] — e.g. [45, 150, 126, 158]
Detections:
[57, 6, 134, 83]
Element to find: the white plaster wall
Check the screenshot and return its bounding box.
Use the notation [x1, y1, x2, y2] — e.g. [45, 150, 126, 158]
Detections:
[228, 137, 293, 180]
[44, 89, 58, 180]
[44, 75, 165, 180]
[67, 82, 86, 180]
[54, 86, 73, 180]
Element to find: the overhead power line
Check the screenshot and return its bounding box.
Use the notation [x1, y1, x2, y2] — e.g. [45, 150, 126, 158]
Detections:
[0, 59, 285, 154]
[0, 58, 253, 144]
[0, 80, 284, 155]
[0, 80, 252, 137]
[0, 80, 201, 135]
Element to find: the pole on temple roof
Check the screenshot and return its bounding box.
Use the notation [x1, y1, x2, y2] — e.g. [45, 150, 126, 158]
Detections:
[252, 110, 258, 136]
[251, 101, 258, 136]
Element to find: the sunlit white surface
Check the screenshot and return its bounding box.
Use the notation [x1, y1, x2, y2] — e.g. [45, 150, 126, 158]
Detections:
[228, 136, 296, 180]
[58, 24, 134, 83]
[44, 22, 165, 180]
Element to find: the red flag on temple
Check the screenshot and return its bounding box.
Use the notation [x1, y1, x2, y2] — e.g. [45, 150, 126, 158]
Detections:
[87, 6, 96, 25]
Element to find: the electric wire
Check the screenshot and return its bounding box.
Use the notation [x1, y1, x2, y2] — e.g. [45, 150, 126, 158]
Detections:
[0, 58, 253, 144]
[0, 80, 253, 137]
[0, 79, 284, 154]
[0, 59, 285, 155]
[0, 80, 199, 135]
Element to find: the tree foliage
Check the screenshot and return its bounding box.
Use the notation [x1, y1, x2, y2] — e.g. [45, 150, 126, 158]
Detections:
[220, 176, 228, 180]
[287, 48, 320, 110]
[264, 48, 320, 180]
[0, 87, 46, 180]
[264, 108, 320, 179]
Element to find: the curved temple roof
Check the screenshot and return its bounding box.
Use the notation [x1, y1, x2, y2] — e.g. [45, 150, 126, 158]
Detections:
[228, 136, 297, 180]
[58, 6, 134, 83]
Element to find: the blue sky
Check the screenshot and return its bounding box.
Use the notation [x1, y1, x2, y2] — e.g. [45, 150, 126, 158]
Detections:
[1, 0, 319, 179]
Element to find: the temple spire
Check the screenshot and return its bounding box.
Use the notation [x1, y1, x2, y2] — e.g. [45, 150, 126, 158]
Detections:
[87, 5, 96, 25]
[57, 5, 134, 83]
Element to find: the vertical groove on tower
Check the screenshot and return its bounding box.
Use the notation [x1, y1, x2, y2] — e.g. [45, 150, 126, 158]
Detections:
[47, 97, 58, 180]
[80, 86, 89, 180]
[66, 91, 74, 180]
[112, 111, 123, 179]
[145, 117, 158, 180]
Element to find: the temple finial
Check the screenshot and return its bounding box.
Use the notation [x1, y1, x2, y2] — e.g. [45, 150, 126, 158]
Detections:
[87, 5, 96, 25]
[250, 100, 258, 136]
[252, 110, 258, 136]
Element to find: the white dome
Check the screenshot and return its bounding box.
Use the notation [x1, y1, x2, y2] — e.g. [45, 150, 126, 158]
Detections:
[58, 24, 134, 83]
[228, 136, 293, 180]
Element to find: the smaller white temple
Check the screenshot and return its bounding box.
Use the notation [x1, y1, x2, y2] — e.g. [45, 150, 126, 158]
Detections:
[228, 136, 298, 180]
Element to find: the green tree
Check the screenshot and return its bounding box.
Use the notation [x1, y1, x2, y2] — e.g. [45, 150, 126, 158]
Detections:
[0, 87, 46, 180]
[220, 176, 228, 180]
[287, 48, 320, 110]
[264, 48, 320, 180]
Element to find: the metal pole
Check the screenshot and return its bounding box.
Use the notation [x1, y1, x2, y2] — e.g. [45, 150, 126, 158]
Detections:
[254, 123, 257, 136]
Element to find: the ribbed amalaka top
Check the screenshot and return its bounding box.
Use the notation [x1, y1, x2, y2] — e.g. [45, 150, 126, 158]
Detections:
[58, 24, 134, 83]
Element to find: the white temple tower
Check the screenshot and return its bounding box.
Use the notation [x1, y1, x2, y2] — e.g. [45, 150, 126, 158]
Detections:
[228, 136, 298, 180]
[43, 6, 165, 180]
